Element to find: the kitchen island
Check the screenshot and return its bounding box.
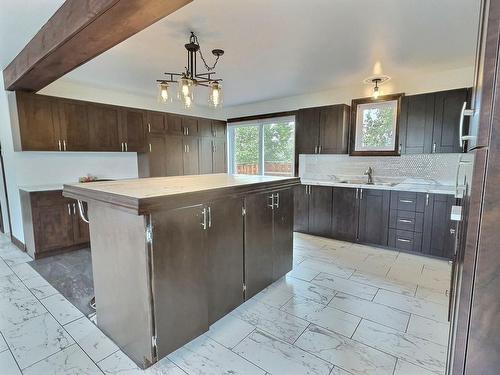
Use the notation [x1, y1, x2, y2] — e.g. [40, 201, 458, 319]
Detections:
[63, 173, 299, 368]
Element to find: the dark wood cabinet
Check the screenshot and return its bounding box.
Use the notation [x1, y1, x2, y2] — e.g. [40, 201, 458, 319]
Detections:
[20, 189, 90, 259]
[15, 91, 61, 151]
[400, 88, 470, 154]
[199, 138, 214, 174]
[198, 118, 213, 137]
[272, 189, 294, 280]
[212, 120, 226, 138]
[245, 189, 294, 297]
[120, 108, 147, 152]
[399, 93, 435, 154]
[213, 138, 227, 173]
[244, 192, 274, 298]
[182, 137, 199, 175]
[308, 185, 333, 237]
[319, 105, 350, 154]
[182, 117, 198, 136]
[293, 185, 310, 233]
[152, 205, 208, 357]
[87, 104, 122, 152]
[165, 135, 184, 176]
[166, 114, 184, 135]
[146, 111, 166, 133]
[358, 189, 390, 246]
[331, 187, 359, 242]
[138, 134, 166, 178]
[295, 108, 320, 155]
[422, 193, 456, 258]
[58, 99, 90, 151]
[433, 89, 470, 153]
[207, 198, 244, 324]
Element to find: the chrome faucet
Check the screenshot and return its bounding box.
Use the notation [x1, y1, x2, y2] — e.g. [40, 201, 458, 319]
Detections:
[364, 167, 374, 184]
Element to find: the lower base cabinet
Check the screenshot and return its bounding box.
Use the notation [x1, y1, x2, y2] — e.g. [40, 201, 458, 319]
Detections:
[20, 189, 90, 259]
[294, 184, 455, 259]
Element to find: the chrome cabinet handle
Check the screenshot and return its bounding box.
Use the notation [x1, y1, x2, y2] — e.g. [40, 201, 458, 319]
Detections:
[459, 101, 475, 146]
[201, 208, 208, 230]
[125, 142, 128, 152]
[67, 203, 71, 215]
[72, 203, 76, 215]
[187, 127, 189, 135]
[147, 123, 151, 133]
[355, 188, 359, 200]
[360, 189, 363, 199]
[318, 145, 322, 153]
[121, 142, 124, 152]
[207, 206, 212, 228]
[149, 143, 152, 152]
[400, 199, 413, 203]
[187, 144, 190, 153]
[58, 140, 62, 151]
[397, 238, 412, 243]
[425, 193, 430, 206]
[274, 193, 280, 208]
[450, 228, 456, 235]
[63, 140, 67, 151]
[398, 219, 413, 223]
[432, 143, 437, 153]
[268, 195, 275, 209]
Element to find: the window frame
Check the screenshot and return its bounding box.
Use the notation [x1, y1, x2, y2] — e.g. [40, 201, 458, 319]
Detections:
[228, 115, 296, 176]
[349, 93, 404, 156]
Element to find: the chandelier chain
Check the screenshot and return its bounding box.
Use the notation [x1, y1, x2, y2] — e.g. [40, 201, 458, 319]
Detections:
[193, 34, 220, 72]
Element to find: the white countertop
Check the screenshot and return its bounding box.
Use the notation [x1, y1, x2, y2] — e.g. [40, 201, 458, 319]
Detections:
[19, 183, 65, 192]
[300, 178, 456, 195]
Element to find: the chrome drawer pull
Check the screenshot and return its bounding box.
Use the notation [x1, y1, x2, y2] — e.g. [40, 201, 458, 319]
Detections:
[399, 199, 413, 203]
[398, 219, 413, 223]
[397, 238, 412, 243]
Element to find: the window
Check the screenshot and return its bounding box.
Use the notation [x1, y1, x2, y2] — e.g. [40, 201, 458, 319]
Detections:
[228, 116, 295, 176]
[350, 94, 403, 156]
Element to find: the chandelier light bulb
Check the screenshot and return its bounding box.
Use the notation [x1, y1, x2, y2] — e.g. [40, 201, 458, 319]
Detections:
[209, 81, 223, 108]
[373, 86, 380, 99]
[157, 83, 170, 103]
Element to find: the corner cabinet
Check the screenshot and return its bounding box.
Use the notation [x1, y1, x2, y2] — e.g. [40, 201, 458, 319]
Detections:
[294, 184, 455, 259]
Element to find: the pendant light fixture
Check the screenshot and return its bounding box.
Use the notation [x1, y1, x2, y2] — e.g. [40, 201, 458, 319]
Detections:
[372, 78, 381, 99]
[156, 32, 224, 109]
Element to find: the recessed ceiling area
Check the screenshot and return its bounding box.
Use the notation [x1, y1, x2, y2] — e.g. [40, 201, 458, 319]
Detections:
[1, 0, 480, 107]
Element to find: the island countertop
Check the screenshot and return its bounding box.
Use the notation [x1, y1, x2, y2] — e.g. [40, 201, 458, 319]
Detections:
[63, 173, 300, 214]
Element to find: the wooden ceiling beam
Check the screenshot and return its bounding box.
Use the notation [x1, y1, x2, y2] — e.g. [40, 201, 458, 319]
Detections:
[3, 0, 192, 92]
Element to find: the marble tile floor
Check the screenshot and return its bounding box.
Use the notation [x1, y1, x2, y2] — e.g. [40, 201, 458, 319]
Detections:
[0, 232, 451, 374]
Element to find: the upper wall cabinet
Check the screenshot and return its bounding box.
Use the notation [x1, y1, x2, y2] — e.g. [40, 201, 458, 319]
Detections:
[295, 104, 350, 156]
[87, 103, 122, 151]
[399, 88, 471, 154]
[120, 108, 147, 152]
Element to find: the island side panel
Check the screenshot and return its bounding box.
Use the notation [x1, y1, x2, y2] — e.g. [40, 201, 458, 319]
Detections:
[88, 203, 154, 368]
[150, 205, 209, 358]
[273, 188, 294, 280]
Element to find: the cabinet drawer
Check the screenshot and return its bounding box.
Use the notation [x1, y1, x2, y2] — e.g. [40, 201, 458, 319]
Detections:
[389, 229, 422, 252]
[391, 191, 426, 212]
[389, 210, 423, 232]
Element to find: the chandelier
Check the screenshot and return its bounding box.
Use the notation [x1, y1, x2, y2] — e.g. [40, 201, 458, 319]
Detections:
[156, 32, 224, 109]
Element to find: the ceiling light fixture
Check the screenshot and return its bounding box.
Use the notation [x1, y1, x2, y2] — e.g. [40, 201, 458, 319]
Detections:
[156, 32, 224, 109]
[363, 75, 390, 99]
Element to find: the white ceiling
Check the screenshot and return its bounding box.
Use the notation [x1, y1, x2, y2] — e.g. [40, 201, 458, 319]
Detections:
[1, 0, 480, 107]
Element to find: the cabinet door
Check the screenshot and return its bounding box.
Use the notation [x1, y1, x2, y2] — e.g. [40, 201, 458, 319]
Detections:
[399, 93, 435, 154]
[422, 194, 455, 259]
[165, 135, 184, 176]
[143, 134, 166, 177]
[152, 205, 208, 357]
[35, 204, 75, 253]
[293, 185, 309, 232]
[183, 137, 199, 175]
[319, 105, 349, 154]
[166, 114, 184, 135]
[182, 117, 198, 136]
[72, 202, 90, 245]
[199, 138, 213, 174]
[273, 189, 294, 280]
[295, 108, 320, 154]
[198, 118, 213, 137]
[331, 187, 358, 242]
[59, 100, 90, 151]
[358, 189, 390, 246]
[146, 111, 166, 133]
[213, 138, 227, 173]
[16, 92, 61, 151]
[88, 104, 121, 151]
[245, 192, 274, 299]
[207, 198, 244, 324]
[433, 89, 469, 153]
[212, 120, 226, 138]
[121, 109, 147, 152]
[308, 185, 333, 237]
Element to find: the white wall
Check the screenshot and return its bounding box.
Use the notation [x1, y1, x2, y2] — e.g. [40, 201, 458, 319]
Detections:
[224, 66, 474, 118]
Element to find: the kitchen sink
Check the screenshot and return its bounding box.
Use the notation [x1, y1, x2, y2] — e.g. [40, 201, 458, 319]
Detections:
[338, 180, 397, 187]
